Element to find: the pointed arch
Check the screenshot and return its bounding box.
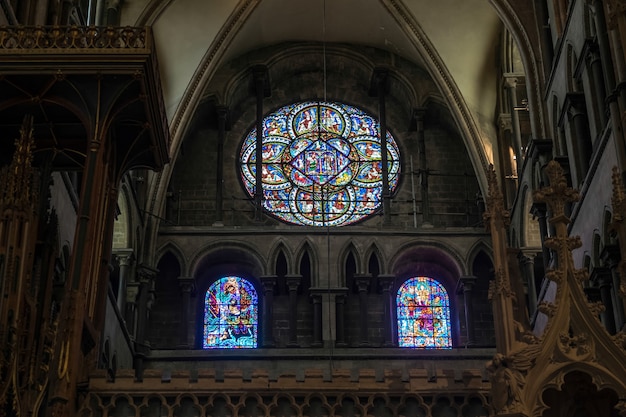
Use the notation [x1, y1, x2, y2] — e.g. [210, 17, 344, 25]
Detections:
[268, 239, 294, 276]
[294, 239, 318, 287]
[363, 242, 386, 276]
[155, 241, 187, 275]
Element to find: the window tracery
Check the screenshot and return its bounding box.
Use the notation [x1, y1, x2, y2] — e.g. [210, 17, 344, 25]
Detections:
[240, 101, 401, 226]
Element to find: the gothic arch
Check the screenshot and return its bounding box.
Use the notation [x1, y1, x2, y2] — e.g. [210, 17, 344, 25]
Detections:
[267, 240, 294, 276]
[536, 366, 626, 417]
[466, 240, 494, 270]
[155, 242, 187, 276]
[390, 243, 464, 292]
[189, 241, 266, 285]
[338, 241, 362, 286]
[488, 0, 547, 139]
[363, 242, 386, 275]
[294, 239, 318, 287]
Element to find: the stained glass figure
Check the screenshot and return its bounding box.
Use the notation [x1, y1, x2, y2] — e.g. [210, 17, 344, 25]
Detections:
[203, 276, 258, 349]
[397, 277, 451, 348]
[240, 101, 401, 226]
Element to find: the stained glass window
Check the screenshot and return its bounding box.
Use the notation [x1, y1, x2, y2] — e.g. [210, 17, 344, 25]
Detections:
[203, 276, 258, 349]
[239, 101, 401, 226]
[397, 277, 452, 348]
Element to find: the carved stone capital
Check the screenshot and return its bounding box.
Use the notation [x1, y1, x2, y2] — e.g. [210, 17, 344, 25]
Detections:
[259, 275, 277, 293]
[177, 276, 195, 294]
[113, 248, 135, 267]
[377, 274, 395, 292]
[285, 274, 302, 292]
[354, 274, 372, 293]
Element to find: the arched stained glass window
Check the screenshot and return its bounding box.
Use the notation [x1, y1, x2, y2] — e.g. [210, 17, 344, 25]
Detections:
[203, 276, 258, 349]
[397, 277, 451, 348]
[239, 101, 401, 226]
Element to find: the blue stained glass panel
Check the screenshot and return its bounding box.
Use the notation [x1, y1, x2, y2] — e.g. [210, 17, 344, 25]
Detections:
[239, 101, 401, 226]
[397, 277, 451, 348]
[203, 276, 258, 349]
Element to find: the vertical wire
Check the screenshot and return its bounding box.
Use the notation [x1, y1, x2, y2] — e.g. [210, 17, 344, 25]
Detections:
[321, 0, 335, 370]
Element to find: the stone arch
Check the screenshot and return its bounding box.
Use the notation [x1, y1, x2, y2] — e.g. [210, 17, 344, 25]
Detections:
[294, 239, 318, 287]
[189, 241, 266, 281]
[338, 240, 361, 287]
[363, 242, 386, 276]
[268, 239, 294, 276]
[538, 367, 625, 417]
[155, 241, 187, 276]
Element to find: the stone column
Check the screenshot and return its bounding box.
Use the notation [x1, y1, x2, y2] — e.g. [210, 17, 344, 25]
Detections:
[355, 274, 372, 347]
[112, 248, 134, 313]
[518, 251, 538, 317]
[587, 44, 609, 127]
[593, 267, 617, 334]
[504, 77, 523, 174]
[378, 275, 396, 347]
[565, 93, 593, 184]
[601, 244, 625, 331]
[177, 276, 194, 348]
[134, 264, 157, 381]
[260, 275, 276, 347]
[460, 276, 477, 346]
[286, 275, 302, 347]
[335, 289, 348, 347]
[531, 202, 551, 271]
[311, 293, 323, 347]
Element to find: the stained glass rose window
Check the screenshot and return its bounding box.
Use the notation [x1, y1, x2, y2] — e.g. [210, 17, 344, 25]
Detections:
[240, 101, 401, 226]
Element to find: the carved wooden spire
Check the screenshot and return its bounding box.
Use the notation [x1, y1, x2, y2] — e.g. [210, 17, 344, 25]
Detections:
[488, 160, 626, 417]
[0, 115, 37, 213]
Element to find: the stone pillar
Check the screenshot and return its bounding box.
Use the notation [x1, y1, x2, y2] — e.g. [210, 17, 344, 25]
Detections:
[460, 276, 477, 346]
[593, 267, 617, 334]
[518, 251, 538, 317]
[335, 289, 348, 347]
[286, 274, 302, 347]
[112, 248, 134, 313]
[504, 77, 523, 174]
[531, 202, 551, 271]
[601, 244, 625, 331]
[378, 274, 396, 347]
[311, 293, 323, 347]
[260, 275, 276, 347]
[564, 93, 593, 184]
[214, 106, 228, 226]
[587, 44, 609, 127]
[355, 274, 372, 347]
[134, 264, 157, 381]
[177, 276, 194, 348]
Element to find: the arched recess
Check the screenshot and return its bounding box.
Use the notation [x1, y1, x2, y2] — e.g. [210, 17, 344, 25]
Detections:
[148, 250, 183, 348]
[391, 244, 464, 346]
[294, 240, 318, 288]
[268, 240, 293, 276]
[155, 242, 186, 276]
[363, 243, 385, 276]
[539, 368, 625, 417]
[338, 241, 361, 288]
[144, 0, 496, 256]
[521, 185, 542, 248]
[489, 1, 547, 140]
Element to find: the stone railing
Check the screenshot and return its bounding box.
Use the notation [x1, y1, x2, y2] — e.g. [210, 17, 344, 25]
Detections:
[0, 26, 149, 50]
